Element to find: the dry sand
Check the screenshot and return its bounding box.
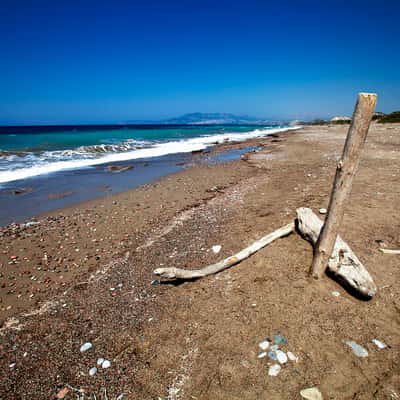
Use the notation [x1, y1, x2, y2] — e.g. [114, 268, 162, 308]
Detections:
[0, 123, 399, 399]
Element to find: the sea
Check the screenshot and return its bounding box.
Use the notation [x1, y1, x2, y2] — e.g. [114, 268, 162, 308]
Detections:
[0, 124, 298, 225]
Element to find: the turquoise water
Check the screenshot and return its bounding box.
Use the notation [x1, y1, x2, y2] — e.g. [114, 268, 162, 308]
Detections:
[0, 124, 298, 185]
[0, 125, 260, 152]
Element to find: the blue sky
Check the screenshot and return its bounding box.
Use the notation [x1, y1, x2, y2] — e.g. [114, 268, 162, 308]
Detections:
[1, 0, 399, 124]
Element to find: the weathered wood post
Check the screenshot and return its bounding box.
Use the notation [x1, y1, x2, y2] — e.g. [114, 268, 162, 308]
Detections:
[311, 93, 377, 279]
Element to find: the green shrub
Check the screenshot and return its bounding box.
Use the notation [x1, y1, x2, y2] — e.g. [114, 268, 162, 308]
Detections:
[378, 111, 400, 123]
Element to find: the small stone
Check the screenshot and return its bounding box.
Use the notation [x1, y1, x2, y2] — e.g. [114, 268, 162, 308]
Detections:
[300, 387, 323, 400]
[268, 351, 278, 360]
[372, 339, 387, 349]
[319, 208, 327, 215]
[346, 341, 368, 357]
[257, 352, 267, 358]
[56, 387, 70, 399]
[151, 280, 160, 286]
[9, 363, 16, 368]
[276, 350, 288, 364]
[212, 245, 222, 254]
[117, 283, 123, 288]
[80, 342, 93, 353]
[102, 359, 111, 369]
[273, 334, 288, 345]
[270, 344, 279, 351]
[287, 351, 298, 362]
[259, 340, 270, 351]
[331, 291, 340, 297]
[89, 367, 97, 376]
[268, 364, 281, 376]
[97, 357, 105, 366]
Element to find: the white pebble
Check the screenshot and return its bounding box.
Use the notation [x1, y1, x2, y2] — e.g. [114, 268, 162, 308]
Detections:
[97, 357, 105, 366]
[80, 342, 93, 353]
[319, 208, 327, 214]
[287, 351, 298, 362]
[102, 360, 111, 369]
[9, 363, 16, 368]
[257, 352, 267, 358]
[346, 341, 368, 357]
[276, 350, 288, 364]
[259, 340, 270, 351]
[372, 339, 387, 349]
[89, 367, 97, 376]
[268, 364, 281, 376]
[300, 387, 323, 400]
[331, 291, 340, 297]
[212, 245, 222, 254]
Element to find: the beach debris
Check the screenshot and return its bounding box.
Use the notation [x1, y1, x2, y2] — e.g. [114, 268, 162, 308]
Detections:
[97, 357, 105, 366]
[89, 367, 98, 376]
[80, 342, 93, 353]
[319, 208, 327, 215]
[56, 387, 70, 399]
[268, 364, 281, 376]
[212, 245, 222, 254]
[308, 93, 377, 281]
[346, 341, 368, 357]
[151, 280, 161, 286]
[273, 334, 288, 345]
[300, 387, 323, 400]
[153, 222, 295, 279]
[379, 248, 400, 254]
[107, 165, 134, 173]
[372, 339, 387, 349]
[22, 221, 40, 228]
[257, 352, 267, 358]
[287, 351, 298, 362]
[276, 350, 288, 364]
[259, 340, 270, 351]
[297, 208, 377, 298]
[331, 291, 340, 297]
[101, 359, 111, 369]
[12, 187, 33, 195]
[270, 344, 279, 351]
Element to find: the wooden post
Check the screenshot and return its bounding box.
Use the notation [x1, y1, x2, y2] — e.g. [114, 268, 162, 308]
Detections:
[311, 93, 377, 279]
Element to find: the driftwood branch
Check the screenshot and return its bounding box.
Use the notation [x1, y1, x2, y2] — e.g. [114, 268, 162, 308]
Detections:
[311, 93, 377, 278]
[297, 207, 377, 298]
[379, 248, 400, 255]
[153, 222, 295, 279]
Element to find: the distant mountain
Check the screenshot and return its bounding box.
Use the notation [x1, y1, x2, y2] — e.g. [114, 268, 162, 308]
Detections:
[160, 113, 274, 125]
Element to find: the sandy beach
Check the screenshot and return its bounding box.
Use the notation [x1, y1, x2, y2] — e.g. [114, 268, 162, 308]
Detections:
[1, 123, 399, 399]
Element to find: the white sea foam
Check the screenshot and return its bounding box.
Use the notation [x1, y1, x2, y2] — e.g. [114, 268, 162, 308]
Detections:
[0, 126, 300, 185]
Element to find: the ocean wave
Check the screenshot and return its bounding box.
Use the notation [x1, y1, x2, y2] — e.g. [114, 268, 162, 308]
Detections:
[0, 126, 300, 185]
[75, 139, 150, 153]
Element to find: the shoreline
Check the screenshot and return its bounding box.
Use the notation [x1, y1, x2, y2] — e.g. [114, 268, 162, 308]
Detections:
[1, 123, 399, 399]
[0, 127, 299, 227]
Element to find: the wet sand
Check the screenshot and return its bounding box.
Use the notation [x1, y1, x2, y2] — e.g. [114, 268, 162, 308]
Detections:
[1, 124, 399, 399]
